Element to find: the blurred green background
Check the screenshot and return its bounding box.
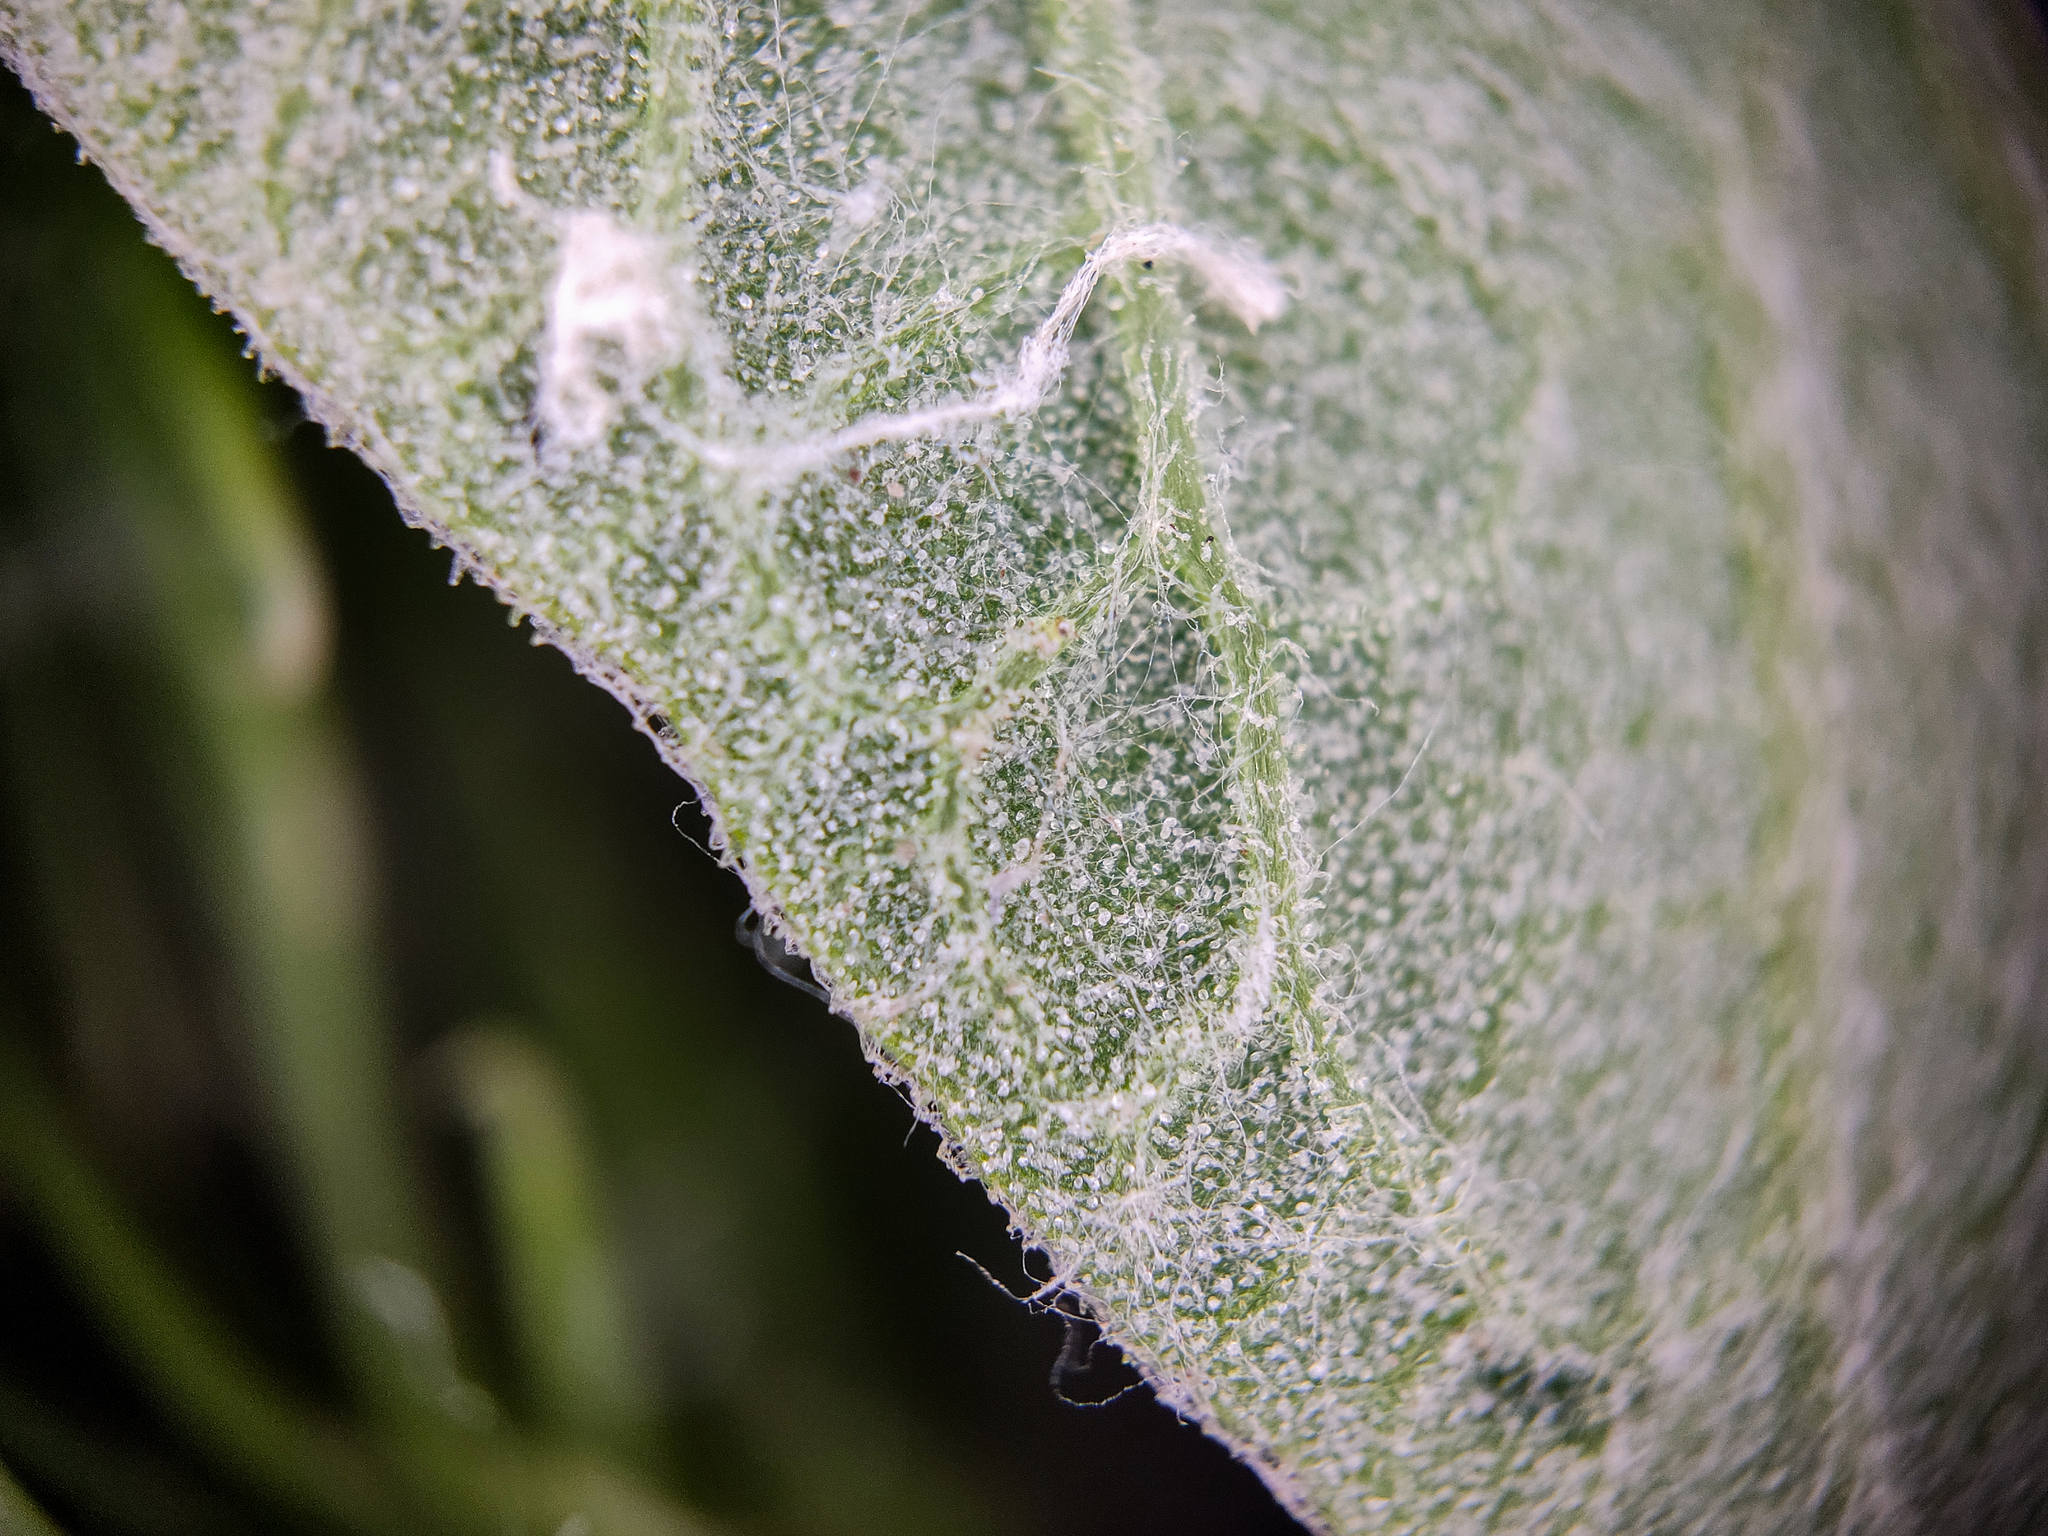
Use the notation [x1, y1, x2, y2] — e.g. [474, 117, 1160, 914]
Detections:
[0, 69, 1303, 1536]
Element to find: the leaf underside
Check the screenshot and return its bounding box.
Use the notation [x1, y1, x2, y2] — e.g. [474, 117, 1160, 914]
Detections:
[6, 1, 2047, 1530]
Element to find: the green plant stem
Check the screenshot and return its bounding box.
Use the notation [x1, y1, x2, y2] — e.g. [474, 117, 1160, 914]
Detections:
[439, 1023, 657, 1454]
[2, 135, 718, 1534]
[4, 101, 442, 1409]
[0, 143, 450, 1417]
[89, 262, 713, 1536]
[0, 1041, 712, 1536]
[105, 244, 449, 1419]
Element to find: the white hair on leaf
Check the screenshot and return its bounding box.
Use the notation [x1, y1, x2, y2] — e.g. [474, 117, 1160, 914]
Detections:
[519, 195, 1281, 473]
[778, 223, 1283, 468]
[678, 222, 1287, 482]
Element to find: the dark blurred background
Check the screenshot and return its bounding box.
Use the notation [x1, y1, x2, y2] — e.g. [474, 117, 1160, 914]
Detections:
[0, 66, 1302, 1536]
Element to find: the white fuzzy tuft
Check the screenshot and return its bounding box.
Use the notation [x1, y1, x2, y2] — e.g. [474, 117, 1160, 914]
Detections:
[537, 212, 679, 450]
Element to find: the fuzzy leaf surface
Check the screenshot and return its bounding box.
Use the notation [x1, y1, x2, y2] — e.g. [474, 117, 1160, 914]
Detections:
[6, 1, 2048, 1530]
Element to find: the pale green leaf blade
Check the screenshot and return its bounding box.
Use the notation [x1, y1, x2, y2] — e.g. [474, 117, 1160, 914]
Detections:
[5, 2, 2045, 1531]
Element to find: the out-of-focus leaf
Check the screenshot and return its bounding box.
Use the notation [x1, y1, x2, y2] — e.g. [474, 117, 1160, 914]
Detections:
[0, 1452, 68, 1536]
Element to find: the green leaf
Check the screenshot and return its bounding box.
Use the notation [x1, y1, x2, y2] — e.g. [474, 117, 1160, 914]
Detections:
[0, 1452, 69, 1536]
[5, 1, 2045, 1528]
